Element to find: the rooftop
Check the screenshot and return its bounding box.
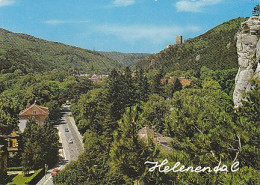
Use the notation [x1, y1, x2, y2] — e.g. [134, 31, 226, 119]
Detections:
[19, 102, 49, 117]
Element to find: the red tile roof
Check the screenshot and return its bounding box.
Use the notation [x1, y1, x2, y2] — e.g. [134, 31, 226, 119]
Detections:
[19, 103, 49, 122]
[161, 77, 191, 86]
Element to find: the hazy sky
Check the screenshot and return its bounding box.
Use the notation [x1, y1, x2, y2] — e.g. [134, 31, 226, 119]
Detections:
[0, 0, 258, 53]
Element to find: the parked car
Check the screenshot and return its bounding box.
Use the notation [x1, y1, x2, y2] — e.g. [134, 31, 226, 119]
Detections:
[68, 138, 73, 144]
[51, 168, 60, 177]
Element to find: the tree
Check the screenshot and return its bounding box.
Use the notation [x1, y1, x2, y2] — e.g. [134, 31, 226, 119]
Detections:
[235, 81, 260, 171]
[122, 67, 136, 107]
[0, 137, 7, 183]
[54, 131, 111, 185]
[76, 88, 109, 134]
[22, 119, 59, 174]
[173, 78, 183, 92]
[252, 5, 260, 16]
[0, 170, 6, 184]
[0, 97, 19, 135]
[135, 67, 150, 102]
[140, 94, 170, 133]
[150, 69, 164, 95]
[106, 106, 157, 184]
[107, 69, 125, 121]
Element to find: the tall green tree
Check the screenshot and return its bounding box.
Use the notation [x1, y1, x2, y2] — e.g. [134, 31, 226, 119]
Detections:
[22, 119, 59, 174]
[135, 67, 150, 102]
[107, 69, 125, 121]
[140, 94, 170, 133]
[150, 69, 164, 95]
[235, 81, 260, 171]
[76, 88, 109, 134]
[106, 106, 157, 184]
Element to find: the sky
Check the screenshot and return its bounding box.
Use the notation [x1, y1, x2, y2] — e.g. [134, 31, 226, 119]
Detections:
[0, 0, 258, 53]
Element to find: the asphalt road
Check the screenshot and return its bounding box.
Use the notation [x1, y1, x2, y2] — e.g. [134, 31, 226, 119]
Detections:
[37, 105, 84, 185]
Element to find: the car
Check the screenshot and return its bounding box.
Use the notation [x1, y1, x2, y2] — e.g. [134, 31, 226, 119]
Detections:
[68, 138, 73, 144]
[51, 168, 60, 177]
[64, 128, 69, 132]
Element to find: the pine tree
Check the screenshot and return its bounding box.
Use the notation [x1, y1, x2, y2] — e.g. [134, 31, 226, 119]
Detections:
[135, 67, 150, 102]
[151, 69, 164, 95]
[252, 5, 260, 16]
[123, 67, 135, 107]
[107, 106, 155, 184]
[107, 69, 125, 121]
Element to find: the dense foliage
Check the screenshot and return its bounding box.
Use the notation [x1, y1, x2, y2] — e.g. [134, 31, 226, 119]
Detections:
[53, 66, 260, 185]
[1, 16, 259, 185]
[138, 17, 247, 72]
[0, 70, 94, 179]
[0, 69, 94, 135]
[21, 119, 59, 174]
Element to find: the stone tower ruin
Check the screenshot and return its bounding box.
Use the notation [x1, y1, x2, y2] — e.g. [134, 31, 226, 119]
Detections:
[176, 35, 183, 45]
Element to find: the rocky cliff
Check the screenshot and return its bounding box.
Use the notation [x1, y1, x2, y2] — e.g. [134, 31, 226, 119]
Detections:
[233, 16, 260, 107]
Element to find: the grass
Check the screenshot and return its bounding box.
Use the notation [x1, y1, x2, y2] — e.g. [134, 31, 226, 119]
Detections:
[7, 169, 42, 185]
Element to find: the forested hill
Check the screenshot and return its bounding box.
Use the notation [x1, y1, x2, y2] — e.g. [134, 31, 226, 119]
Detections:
[98, 51, 150, 66]
[0, 28, 126, 74]
[137, 17, 247, 72]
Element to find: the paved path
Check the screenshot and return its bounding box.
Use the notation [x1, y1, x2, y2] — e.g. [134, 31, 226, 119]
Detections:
[37, 105, 83, 185]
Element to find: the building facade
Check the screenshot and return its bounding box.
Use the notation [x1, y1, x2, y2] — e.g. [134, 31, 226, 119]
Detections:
[19, 102, 49, 124]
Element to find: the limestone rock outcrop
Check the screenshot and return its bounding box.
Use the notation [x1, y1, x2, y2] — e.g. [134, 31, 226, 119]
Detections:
[233, 16, 260, 107]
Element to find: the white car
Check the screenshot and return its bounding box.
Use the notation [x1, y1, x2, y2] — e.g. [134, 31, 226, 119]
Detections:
[68, 138, 73, 144]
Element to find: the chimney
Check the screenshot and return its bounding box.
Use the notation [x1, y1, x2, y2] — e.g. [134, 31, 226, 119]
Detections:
[176, 35, 183, 45]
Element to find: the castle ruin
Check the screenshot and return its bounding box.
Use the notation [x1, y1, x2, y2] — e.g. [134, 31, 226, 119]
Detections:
[176, 35, 183, 45]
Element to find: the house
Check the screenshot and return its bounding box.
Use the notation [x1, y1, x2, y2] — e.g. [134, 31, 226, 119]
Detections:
[179, 77, 191, 86]
[0, 131, 21, 165]
[19, 101, 49, 126]
[76, 73, 109, 82]
[18, 101, 49, 134]
[6, 131, 20, 158]
[89, 74, 100, 82]
[137, 126, 173, 151]
[89, 74, 109, 82]
[161, 77, 191, 87]
[77, 73, 90, 78]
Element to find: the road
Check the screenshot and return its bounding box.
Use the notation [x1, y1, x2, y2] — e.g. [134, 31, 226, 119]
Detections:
[37, 105, 84, 185]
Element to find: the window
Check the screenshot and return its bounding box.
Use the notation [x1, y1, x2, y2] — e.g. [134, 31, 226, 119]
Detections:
[33, 111, 37, 114]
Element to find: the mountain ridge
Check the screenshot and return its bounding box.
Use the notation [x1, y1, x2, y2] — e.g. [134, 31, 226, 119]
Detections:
[98, 51, 149, 67]
[0, 28, 147, 74]
[137, 17, 248, 72]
